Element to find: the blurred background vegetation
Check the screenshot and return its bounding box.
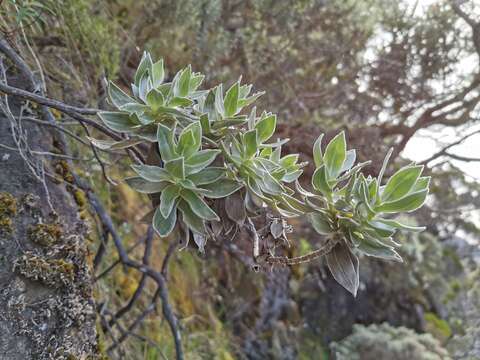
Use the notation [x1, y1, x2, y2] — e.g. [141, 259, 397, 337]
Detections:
[1, 0, 479, 358]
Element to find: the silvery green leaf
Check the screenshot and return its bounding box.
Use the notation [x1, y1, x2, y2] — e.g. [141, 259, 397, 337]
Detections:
[282, 170, 303, 183]
[239, 83, 252, 98]
[157, 83, 171, 99]
[309, 212, 333, 234]
[160, 184, 180, 218]
[375, 219, 426, 232]
[341, 149, 356, 173]
[131, 164, 172, 182]
[189, 73, 205, 92]
[120, 103, 150, 115]
[214, 84, 225, 116]
[125, 177, 167, 194]
[187, 167, 225, 185]
[280, 193, 310, 213]
[376, 189, 428, 213]
[157, 124, 178, 161]
[129, 111, 153, 125]
[146, 88, 165, 110]
[295, 180, 316, 197]
[165, 157, 185, 180]
[87, 136, 144, 150]
[202, 89, 216, 117]
[169, 97, 193, 107]
[138, 72, 151, 102]
[324, 131, 346, 179]
[98, 112, 141, 132]
[185, 150, 220, 174]
[176, 65, 192, 97]
[363, 231, 401, 248]
[366, 220, 396, 237]
[150, 59, 164, 88]
[178, 200, 205, 234]
[224, 82, 239, 117]
[326, 242, 360, 297]
[337, 161, 371, 182]
[200, 113, 211, 135]
[178, 122, 201, 158]
[153, 205, 177, 237]
[178, 179, 212, 195]
[254, 156, 277, 171]
[259, 138, 290, 149]
[211, 117, 248, 130]
[358, 180, 375, 216]
[202, 179, 243, 199]
[130, 123, 158, 141]
[274, 204, 299, 218]
[134, 51, 153, 86]
[257, 168, 284, 195]
[312, 165, 331, 195]
[356, 236, 403, 262]
[176, 129, 195, 157]
[248, 106, 257, 130]
[244, 129, 258, 159]
[313, 134, 324, 167]
[225, 190, 246, 225]
[381, 165, 423, 202]
[260, 146, 272, 158]
[412, 176, 431, 193]
[180, 189, 219, 221]
[377, 147, 393, 193]
[108, 81, 135, 108]
[338, 216, 360, 229]
[238, 91, 264, 108]
[255, 114, 276, 143]
[368, 178, 378, 203]
[280, 154, 298, 168]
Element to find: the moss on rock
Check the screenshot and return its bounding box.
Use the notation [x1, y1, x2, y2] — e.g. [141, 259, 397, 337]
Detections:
[0, 192, 17, 232]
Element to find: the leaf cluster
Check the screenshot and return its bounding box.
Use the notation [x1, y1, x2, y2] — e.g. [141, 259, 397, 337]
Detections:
[93, 51, 430, 296]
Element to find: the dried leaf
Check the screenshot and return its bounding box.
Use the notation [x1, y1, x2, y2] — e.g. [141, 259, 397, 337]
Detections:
[326, 242, 360, 297]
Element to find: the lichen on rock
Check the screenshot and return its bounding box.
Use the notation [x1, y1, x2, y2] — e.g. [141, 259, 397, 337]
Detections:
[14, 253, 75, 287]
[28, 223, 63, 246]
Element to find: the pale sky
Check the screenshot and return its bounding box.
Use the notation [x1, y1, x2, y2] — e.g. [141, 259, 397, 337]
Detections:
[400, 0, 480, 179]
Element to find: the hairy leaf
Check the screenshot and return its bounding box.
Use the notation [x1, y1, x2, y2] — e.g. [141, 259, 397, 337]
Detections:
[160, 184, 180, 218]
[201, 179, 243, 198]
[180, 189, 219, 221]
[125, 177, 167, 194]
[381, 165, 423, 202]
[324, 131, 346, 179]
[131, 164, 171, 182]
[153, 205, 177, 237]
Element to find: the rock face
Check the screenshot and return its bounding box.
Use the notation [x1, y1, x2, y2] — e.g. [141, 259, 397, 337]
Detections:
[0, 89, 97, 359]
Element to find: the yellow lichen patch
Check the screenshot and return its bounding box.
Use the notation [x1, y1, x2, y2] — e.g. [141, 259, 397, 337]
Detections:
[14, 253, 76, 287]
[74, 190, 87, 208]
[28, 223, 63, 246]
[113, 267, 140, 300]
[0, 192, 17, 232]
[424, 312, 452, 343]
[55, 160, 74, 183]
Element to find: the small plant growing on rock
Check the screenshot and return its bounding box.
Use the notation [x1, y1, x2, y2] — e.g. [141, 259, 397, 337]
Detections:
[91, 52, 430, 296]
